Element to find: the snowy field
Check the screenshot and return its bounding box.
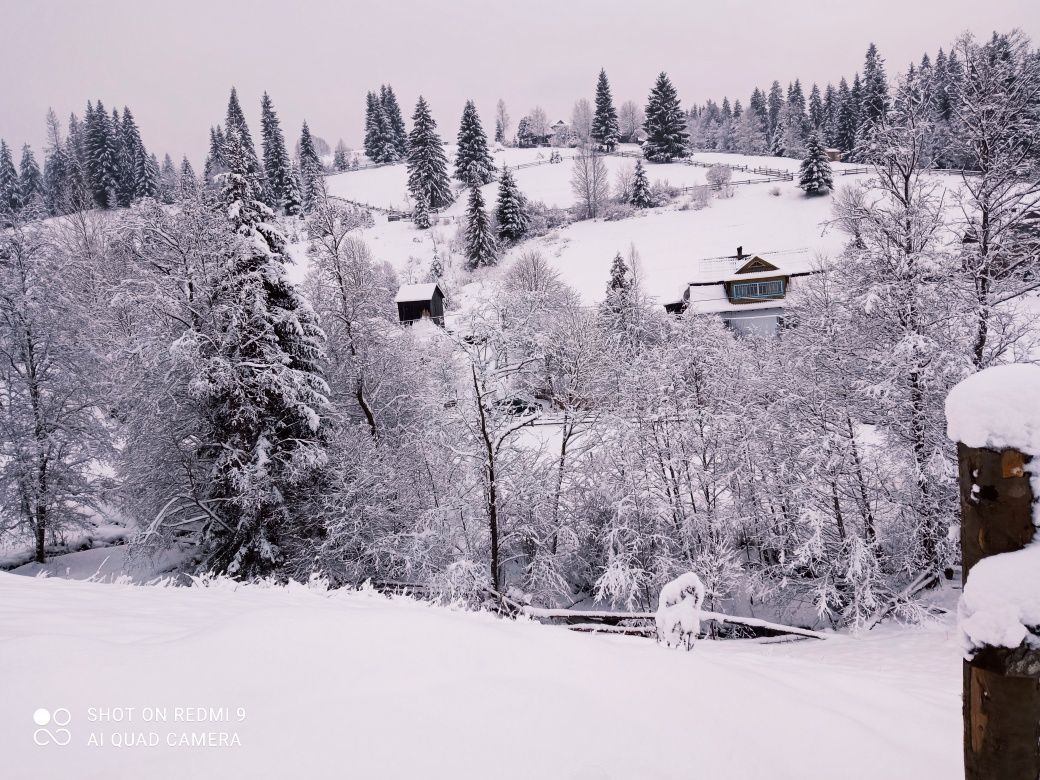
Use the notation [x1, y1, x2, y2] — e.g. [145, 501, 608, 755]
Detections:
[309, 148, 883, 305]
[0, 571, 961, 780]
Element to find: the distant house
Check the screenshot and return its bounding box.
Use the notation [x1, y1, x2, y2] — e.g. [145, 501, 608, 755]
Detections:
[824, 148, 843, 162]
[665, 248, 820, 336]
[395, 283, 445, 327]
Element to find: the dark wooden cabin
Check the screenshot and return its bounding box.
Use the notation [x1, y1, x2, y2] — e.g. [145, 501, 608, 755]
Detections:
[395, 283, 445, 327]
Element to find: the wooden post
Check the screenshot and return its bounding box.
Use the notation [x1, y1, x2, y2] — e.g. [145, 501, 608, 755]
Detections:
[957, 442, 1040, 779]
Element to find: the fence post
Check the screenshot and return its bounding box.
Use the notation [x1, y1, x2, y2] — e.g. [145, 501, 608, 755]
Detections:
[947, 365, 1040, 780]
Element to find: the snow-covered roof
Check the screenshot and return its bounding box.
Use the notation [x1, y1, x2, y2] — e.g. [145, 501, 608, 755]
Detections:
[687, 252, 819, 286]
[394, 283, 441, 303]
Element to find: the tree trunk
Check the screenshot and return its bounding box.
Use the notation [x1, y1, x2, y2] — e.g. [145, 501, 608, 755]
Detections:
[958, 443, 1040, 779]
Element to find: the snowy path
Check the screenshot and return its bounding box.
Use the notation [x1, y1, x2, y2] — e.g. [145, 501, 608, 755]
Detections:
[0, 574, 960, 779]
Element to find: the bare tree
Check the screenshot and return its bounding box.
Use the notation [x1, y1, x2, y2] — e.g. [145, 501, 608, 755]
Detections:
[618, 100, 644, 143]
[495, 99, 511, 145]
[571, 98, 593, 145]
[570, 145, 609, 219]
[527, 106, 549, 139]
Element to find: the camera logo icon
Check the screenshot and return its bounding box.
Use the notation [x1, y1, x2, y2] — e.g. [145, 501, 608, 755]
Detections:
[33, 708, 72, 746]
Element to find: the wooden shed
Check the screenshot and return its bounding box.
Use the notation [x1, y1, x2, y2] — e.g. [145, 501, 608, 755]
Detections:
[395, 283, 445, 327]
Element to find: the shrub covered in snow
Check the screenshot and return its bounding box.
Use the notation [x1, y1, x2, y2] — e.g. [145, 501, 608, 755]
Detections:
[655, 572, 705, 650]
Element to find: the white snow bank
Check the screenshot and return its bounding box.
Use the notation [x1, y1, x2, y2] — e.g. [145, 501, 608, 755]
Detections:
[945, 363, 1040, 454]
[0, 573, 960, 779]
[959, 544, 1040, 653]
[656, 572, 705, 649]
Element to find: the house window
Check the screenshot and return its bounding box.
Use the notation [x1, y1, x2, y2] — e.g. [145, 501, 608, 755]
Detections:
[731, 279, 784, 299]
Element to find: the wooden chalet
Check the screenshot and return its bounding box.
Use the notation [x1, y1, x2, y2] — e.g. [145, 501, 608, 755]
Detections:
[665, 247, 820, 336]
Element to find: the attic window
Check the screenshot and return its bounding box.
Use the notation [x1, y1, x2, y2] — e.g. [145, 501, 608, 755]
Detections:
[732, 279, 784, 299]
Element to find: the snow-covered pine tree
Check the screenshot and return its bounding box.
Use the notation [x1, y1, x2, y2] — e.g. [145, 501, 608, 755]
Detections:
[200, 128, 331, 578]
[203, 126, 226, 184]
[413, 189, 431, 229]
[363, 91, 380, 161]
[63, 113, 89, 209]
[406, 96, 453, 210]
[178, 156, 198, 199]
[770, 123, 785, 157]
[860, 43, 890, 129]
[141, 153, 160, 200]
[379, 85, 408, 159]
[464, 181, 497, 269]
[591, 68, 620, 151]
[495, 166, 529, 242]
[117, 107, 146, 205]
[808, 83, 824, 129]
[455, 100, 496, 185]
[798, 132, 834, 195]
[259, 92, 300, 216]
[333, 139, 349, 171]
[298, 121, 324, 212]
[600, 251, 633, 329]
[85, 100, 119, 208]
[642, 72, 689, 162]
[630, 159, 653, 207]
[43, 111, 70, 215]
[224, 87, 269, 204]
[0, 140, 21, 213]
[158, 154, 177, 204]
[767, 81, 784, 137]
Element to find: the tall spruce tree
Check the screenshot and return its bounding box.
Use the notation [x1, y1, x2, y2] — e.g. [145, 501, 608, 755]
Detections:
[642, 72, 689, 162]
[202, 128, 331, 577]
[260, 92, 298, 215]
[455, 100, 496, 185]
[808, 83, 824, 129]
[379, 85, 408, 159]
[464, 181, 497, 269]
[178, 156, 198, 199]
[591, 68, 620, 151]
[767, 81, 784, 136]
[364, 91, 396, 163]
[407, 96, 453, 210]
[861, 43, 890, 128]
[333, 139, 349, 171]
[495, 166, 529, 242]
[834, 77, 857, 153]
[363, 91, 380, 160]
[43, 114, 70, 215]
[799, 132, 834, 195]
[85, 100, 119, 207]
[204, 126, 227, 183]
[0, 140, 20, 213]
[224, 87, 269, 204]
[630, 159, 653, 207]
[298, 121, 323, 211]
[17, 144, 44, 210]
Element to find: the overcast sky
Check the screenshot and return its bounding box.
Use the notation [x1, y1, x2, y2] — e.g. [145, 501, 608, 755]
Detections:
[2, 0, 1038, 166]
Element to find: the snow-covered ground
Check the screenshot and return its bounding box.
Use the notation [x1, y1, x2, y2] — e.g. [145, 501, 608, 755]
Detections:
[0, 571, 961, 780]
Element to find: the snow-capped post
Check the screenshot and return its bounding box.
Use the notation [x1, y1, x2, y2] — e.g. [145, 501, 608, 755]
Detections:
[945, 364, 1040, 780]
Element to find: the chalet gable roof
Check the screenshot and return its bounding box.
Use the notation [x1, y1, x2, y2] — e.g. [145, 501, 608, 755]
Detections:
[735, 255, 779, 274]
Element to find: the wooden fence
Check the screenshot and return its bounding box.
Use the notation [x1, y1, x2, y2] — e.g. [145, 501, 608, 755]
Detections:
[370, 580, 827, 643]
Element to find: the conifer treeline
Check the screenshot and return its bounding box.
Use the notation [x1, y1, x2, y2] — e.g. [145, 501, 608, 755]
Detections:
[1, 100, 176, 218]
[686, 40, 975, 165]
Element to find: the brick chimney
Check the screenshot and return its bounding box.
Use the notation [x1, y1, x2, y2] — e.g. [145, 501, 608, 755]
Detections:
[737, 246, 744, 260]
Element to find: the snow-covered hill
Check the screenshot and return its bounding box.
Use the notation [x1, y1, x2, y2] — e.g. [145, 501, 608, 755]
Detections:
[315, 148, 869, 305]
[0, 572, 960, 779]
